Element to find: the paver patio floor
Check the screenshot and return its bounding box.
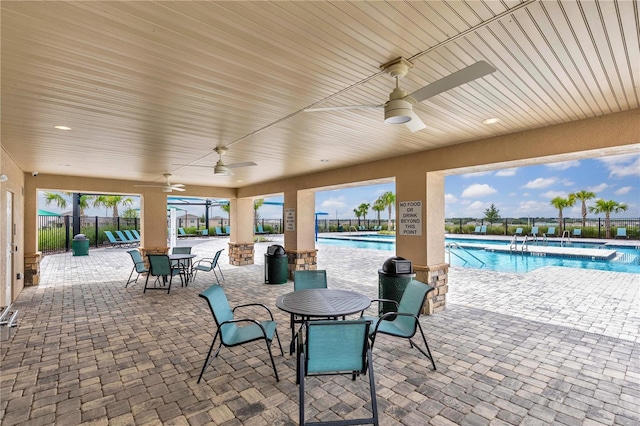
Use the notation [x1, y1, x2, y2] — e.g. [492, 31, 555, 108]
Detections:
[1, 237, 638, 425]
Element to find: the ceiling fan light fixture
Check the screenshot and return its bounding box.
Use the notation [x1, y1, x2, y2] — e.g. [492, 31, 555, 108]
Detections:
[384, 98, 413, 124]
[213, 164, 231, 176]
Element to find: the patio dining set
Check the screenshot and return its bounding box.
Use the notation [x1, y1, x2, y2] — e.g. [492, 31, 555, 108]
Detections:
[197, 269, 437, 426]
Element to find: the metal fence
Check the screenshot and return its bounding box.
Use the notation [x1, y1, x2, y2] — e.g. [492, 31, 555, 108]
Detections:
[445, 217, 640, 239]
[37, 215, 140, 255]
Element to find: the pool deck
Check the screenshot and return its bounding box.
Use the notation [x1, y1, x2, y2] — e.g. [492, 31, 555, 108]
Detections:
[1, 236, 639, 425]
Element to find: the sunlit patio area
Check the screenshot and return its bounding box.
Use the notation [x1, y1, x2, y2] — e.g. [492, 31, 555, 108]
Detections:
[1, 237, 638, 425]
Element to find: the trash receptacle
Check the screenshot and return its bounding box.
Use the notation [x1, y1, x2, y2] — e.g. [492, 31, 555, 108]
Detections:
[72, 234, 89, 256]
[265, 245, 287, 284]
[378, 256, 415, 317]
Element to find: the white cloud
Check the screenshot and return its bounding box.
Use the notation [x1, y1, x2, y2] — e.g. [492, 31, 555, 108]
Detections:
[461, 183, 497, 198]
[540, 190, 570, 199]
[444, 193, 458, 203]
[523, 177, 556, 189]
[461, 201, 487, 216]
[615, 186, 633, 195]
[495, 168, 518, 177]
[599, 153, 640, 178]
[587, 183, 610, 193]
[546, 160, 580, 170]
[321, 197, 346, 209]
[461, 171, 492, 178]
[515, 200, 555, 216]
[563, 180, 575, 187]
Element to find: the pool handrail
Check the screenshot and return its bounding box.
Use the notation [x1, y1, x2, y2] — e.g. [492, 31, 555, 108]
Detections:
[446, 242, 485, 267]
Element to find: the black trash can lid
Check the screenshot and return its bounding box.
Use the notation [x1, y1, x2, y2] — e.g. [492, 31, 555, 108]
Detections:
[382, 256, 412, 274]
[73, 234, 87, 240]
[267, 245, 285, 256]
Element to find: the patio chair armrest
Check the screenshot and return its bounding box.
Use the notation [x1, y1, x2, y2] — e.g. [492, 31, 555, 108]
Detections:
[193, 258, 214, 267]
[220, 318, 270, 336]
[233, 303, 276, 321]
[360, 298, 398, 317]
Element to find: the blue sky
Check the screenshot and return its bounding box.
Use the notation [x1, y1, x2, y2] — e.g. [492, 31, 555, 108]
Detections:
[39, 152, 638, 220]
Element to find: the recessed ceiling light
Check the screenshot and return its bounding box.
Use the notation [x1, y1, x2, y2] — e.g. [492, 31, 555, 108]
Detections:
[236, 180, 243, 183]
[482, 118, 500, 125]
[54, 125, 72, 130]
[320, 159, 329, 162]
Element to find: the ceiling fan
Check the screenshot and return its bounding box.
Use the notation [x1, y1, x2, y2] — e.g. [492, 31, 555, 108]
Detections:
[304, 58, 496, 132]
[134, 173, 186, 192]
[205, 147, 259, 176]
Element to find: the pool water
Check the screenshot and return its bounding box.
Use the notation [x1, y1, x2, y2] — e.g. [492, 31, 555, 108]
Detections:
[317, 236, 640, 274]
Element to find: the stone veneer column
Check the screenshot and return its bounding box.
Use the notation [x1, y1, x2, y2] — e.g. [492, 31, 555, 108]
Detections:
[414, 263, 449, 315]
[24, 252, 42, 286]
[228, 242, 254, 266]
[286, 249, 317, 279]
[139, 246, 169, 269]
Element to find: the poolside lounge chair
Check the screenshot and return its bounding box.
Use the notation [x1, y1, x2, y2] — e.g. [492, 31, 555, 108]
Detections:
[104, 230, 128, 247]
[256, 225, 267, 235]
[297, 320, 378, 426]
[225, 225, 231, 235]
[197, 284, 283, 383]
[573, 229, 582, 238]
[479, 225, 487, 235]
[215, 226, 228, 236]
[116, 230, 137, 247]
[131, 230, 141, 239]
[616, 228, 628, 239]
[472, 226, 481, 234]
[530, 226, 539, 237]
[124, 230, 139, 243]
[546, 227, 556, 237]
[514, 227, 523, 236]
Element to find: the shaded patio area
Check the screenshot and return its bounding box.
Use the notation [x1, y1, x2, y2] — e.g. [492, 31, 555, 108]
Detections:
[1, 237, 638, 425]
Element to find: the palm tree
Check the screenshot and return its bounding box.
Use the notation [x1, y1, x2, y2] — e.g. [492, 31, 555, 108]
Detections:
[221, 203, 230, 227]
[358, 203, 370, 224]
[589, 199, 628, 238]
[43, 192, 93, 216]
[571, 190, 596, 228]
[353, 207, 362, 225]
[93, 195, 133, 217]
[254, 198, 264, 226]
[372, 199, 385, 225]
[43, 192, 68, 210]
[379, 191, 395, 231]
[550, 195, 576, 234]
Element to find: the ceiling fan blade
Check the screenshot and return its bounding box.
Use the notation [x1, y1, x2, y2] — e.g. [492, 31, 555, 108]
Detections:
[170, 183, 185, 188]
[409, 61, 496, 103]
[304, 104, 382, 112]
[134, 184, 163, 188]
[404, 111, 427, 132]
[171, 187, 186, 192]
[227, 161, 257, 169]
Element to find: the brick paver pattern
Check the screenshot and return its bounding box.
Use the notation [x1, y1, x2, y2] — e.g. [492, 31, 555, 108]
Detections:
[1, 236, 638, 425]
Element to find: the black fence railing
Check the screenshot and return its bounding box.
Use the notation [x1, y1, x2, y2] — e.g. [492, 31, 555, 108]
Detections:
[445, 217, 640, 240]
[38, 214, 638, 255]
[38, 216, 140, 255]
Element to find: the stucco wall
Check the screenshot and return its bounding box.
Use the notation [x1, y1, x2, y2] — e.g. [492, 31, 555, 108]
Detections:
[1, 146, 26, 306]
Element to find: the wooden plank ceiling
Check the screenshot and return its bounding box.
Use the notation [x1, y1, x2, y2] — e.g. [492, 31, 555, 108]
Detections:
[1, 1, 638, 188]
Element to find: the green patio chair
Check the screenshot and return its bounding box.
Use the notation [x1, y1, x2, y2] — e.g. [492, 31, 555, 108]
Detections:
[361, 279, 436, 370]
[297, 319, 378, 426]
[192, 249, 225, 284]
[145, 254, 183, 294]
[288, 270, 329, 354]
[126, 249, 148, 287]
[197, 285, 283, 383]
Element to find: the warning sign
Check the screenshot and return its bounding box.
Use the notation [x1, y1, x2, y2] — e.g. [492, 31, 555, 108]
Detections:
[285, 208, 295, 231]
[398, 201, 422, 236]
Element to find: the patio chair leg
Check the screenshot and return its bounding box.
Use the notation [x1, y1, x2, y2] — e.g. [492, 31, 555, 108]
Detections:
[217, 264, 225, 281]
[411, 322, 436, 370]
[265, 337, 279, 382]
[298, 351, 305, 425]
[126, 268, 137, 287]
[198, 332, 221, 383]
[367, 348, 379, 426]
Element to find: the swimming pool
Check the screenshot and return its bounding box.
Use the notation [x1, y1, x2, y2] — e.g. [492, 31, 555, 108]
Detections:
[317, 235, 640, 274]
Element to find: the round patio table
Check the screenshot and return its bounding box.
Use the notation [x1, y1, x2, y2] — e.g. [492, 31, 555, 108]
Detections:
[276, 288, 371, 318]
